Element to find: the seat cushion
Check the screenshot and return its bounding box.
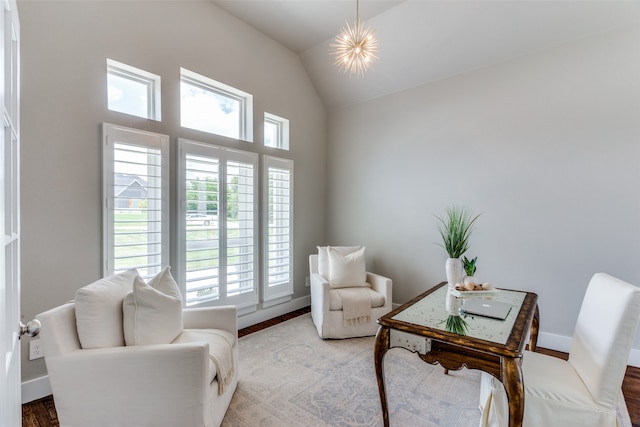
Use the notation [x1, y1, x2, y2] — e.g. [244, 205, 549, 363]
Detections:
[329, 287, 385, 311]
[75, 269, 138, 349]
[123, 266, 183, 346]
[173, 329, 236, 388]
[480, 350, 616, 427]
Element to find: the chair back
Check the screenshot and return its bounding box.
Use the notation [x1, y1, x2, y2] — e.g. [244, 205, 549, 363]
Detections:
[568, 273, 640, 407]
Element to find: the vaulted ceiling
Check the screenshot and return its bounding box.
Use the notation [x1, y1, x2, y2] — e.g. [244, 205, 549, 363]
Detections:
[213, 0, 640, 108]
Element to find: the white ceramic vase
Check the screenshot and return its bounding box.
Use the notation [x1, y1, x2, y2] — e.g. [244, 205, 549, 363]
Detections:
[445, 288, 463, 315]
[445, 257, 464, 290]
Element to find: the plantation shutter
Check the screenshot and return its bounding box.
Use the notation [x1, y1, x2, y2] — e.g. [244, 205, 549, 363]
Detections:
[225, 155, 256, 299]
[178, 139, 258, 309]
[263, 156, 293, 302]
[183, 150, 221, 305]
[102, 123, 169, 278]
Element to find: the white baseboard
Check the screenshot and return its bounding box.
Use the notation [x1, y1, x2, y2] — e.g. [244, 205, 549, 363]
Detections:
[237, 295, 310, 329]
[22, 375, 51, 404]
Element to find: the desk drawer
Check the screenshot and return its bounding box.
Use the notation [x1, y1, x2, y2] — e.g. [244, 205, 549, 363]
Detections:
[389, 330, 431, 354]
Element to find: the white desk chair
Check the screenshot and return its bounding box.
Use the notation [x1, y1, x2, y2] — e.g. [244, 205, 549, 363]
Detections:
[479, 273, 640, 427]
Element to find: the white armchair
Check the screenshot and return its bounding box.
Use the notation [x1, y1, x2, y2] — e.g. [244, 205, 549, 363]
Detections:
[479, 273, 640, 427]
[309, 247, 393, 339]
[37, 271, 238, 427]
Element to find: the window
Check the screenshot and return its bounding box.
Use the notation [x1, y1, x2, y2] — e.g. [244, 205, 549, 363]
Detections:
[263, 156, 293, 304]
[107, 59, 161, 121]
[177, 139, 258, 310]
[264, 113, 289, 150]
[180, 68, 253, 142]
[102, 123, 169, 278]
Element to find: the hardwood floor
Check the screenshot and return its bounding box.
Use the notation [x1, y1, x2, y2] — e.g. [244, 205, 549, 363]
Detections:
[22, 306, 640, 427]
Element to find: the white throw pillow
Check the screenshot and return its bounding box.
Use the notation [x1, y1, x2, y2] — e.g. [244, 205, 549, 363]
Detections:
[123, 266, 184, 346]
[328, 246, 367, 288]
[75, 269, 139, 349]
[317, 246, 362, 280]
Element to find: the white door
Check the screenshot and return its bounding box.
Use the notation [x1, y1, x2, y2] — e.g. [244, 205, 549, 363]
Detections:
[0, 2, 25, 426]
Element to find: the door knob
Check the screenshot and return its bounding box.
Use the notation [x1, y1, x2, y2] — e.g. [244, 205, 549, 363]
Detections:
[20, 319, 41, 339]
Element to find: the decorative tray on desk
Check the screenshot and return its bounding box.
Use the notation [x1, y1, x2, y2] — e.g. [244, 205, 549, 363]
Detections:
[450, 288, 500, 298]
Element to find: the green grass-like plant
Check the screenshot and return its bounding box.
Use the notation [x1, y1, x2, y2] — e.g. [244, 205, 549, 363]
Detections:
[435, 205, 481, 259]
[445, 315, 469, 335]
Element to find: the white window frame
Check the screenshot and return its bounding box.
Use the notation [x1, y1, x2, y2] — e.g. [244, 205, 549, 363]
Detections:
[107, 59, 161, 121]
[177, 138, 258, 312]
[264, 112, 289, 150]
[180, 68, 253, 142]
[263, 156, 294, 305]
[102, 123, 169, 278]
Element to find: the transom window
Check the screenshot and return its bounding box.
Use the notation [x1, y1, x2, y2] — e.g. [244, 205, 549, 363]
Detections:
[264, 112, 289, 150]
[180, 68, 253, 142]
[107, 59, 161, 121]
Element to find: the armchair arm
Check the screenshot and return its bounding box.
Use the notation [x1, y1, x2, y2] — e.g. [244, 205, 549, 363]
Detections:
[36, 302, 81, 358]
[183, 305, 238, 340]
[46, 342, 210, 420]
[310, 272, 331, 313]
[367, 272, 393, 306]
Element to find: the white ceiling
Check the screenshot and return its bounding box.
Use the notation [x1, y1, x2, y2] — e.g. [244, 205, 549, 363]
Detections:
[213, 0, 640, 108]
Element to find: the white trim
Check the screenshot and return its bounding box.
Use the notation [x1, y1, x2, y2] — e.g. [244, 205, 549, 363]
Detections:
[262, 294, 292, 308]
[237, 295, 310, 329]
[21, 375, 51, 404]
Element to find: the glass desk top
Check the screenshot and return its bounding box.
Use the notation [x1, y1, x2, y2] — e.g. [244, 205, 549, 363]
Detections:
[391, 284, 526, 345]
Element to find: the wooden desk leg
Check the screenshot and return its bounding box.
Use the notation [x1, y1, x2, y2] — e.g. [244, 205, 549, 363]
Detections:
[374, 326, 391, 427]
[528, 304, 539, 352]
[502, 357, 525, 427]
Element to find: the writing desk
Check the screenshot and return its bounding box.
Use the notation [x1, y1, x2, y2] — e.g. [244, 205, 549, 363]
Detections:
[374, 282, 539, 427]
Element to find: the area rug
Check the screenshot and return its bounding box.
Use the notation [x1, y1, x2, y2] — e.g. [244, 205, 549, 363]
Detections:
[222, 313, 632, 427]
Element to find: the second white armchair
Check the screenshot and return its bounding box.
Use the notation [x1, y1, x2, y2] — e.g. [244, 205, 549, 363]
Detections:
[309, 246, 393, 339]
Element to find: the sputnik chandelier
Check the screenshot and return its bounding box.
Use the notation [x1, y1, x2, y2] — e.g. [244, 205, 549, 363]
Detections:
[330, 0, 379, 78]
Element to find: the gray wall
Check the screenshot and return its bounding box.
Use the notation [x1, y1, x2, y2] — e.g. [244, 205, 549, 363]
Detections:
[326, 26, 640, 356]
[19, 1, 326, 383]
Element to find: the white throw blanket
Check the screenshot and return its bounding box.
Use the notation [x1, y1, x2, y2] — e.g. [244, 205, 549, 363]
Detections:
[335, 287, 372, 325]
[206, 330, 235, 395]
[175, 329, 235, 395]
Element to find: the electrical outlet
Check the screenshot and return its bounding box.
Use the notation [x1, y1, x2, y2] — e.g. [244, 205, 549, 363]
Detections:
[29, 339, 44, 360]
[305, 276, 310, 287]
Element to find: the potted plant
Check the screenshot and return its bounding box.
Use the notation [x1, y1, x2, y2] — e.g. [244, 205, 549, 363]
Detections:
[463, 256, 478, 286]
[435, 205, 481, 289]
